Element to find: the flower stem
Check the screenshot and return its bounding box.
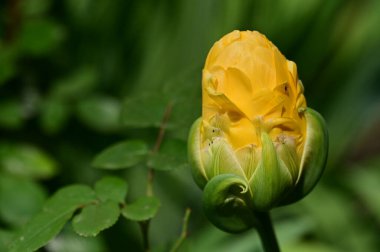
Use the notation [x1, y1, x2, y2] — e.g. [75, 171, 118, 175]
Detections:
[170, 208, 191, 252]
[255, 212, 280, 252]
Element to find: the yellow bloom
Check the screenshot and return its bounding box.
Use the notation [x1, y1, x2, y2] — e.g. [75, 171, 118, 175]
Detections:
[203, 30, 306, 155]
[200, 30, 307, 184]
[188, 30, 328, 233]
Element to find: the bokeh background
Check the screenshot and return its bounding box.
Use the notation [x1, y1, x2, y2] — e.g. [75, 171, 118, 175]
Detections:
[1, 0, 380, 251]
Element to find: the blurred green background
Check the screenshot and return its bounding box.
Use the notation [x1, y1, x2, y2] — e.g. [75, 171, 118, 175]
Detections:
[1, 0, 380, 251]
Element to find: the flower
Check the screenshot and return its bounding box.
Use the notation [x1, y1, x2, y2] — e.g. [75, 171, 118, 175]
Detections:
[188, 30, 328, 233]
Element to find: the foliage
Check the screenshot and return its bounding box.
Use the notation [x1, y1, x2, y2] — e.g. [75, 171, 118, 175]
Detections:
[1, 0, 380, 251]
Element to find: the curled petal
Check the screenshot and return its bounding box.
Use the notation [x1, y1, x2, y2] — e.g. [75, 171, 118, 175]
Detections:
[203, 174, 257, 233]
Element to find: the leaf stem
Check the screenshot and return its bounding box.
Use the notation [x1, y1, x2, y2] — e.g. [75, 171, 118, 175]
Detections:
[170, 208, 191, 252]
[255, 211, 280, 252]
[141, 103, 173, 252]
[152, 102, 173, 153]
[146, 102, 173, 196]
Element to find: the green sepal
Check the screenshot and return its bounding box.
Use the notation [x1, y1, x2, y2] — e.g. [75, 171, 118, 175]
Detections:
[203, 174, 256, 233]
[280, 108, 328, 205]
[188, 118, 208, 189]
[275, 137, 299, 183]
[203, 138, 246, 180]
[235, 145, 258, 181]
[250, 132, 292, 211]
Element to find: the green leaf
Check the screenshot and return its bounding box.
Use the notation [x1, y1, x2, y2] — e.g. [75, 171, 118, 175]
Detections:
[0, 100, 24, 129]
[94, 176, 128, 203]
[121, 94, 168, 128]
[40, 98, 70, 134]
[121, 196, 160, 221]
[0, 174, 46, 227]
[92, 140, 148, 170]
[18, 19, 65, 55]
[21, 0, 52, 17]
[0, 143, 57, 179]
[72, 201, 120, 237]
[0, 47, 17, 85]
[9, 185, 96, 252]
[147, 139, 188, 171]
[76, 95, 121, 132]
[0, 229, 15, 252]
[46, 226, 107, 252]
[50, 67, 97, 99]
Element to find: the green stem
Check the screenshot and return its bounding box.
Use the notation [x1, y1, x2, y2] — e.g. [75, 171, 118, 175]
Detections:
[139, 221, 150, 252]
[146, 102, 173, 197]
[255, 212, 280, 252]
[170, 208, 191, 252]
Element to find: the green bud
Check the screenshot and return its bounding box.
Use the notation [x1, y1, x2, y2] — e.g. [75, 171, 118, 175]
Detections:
[187, 108, 328, 233]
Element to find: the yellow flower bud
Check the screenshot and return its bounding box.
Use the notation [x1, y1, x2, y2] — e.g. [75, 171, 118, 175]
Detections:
[188, 30, 328, 233]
